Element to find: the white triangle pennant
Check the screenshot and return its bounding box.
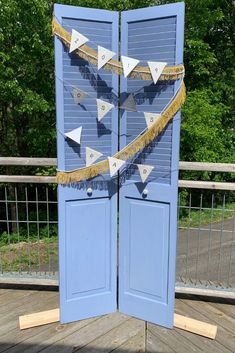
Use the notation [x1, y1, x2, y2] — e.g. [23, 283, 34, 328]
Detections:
[121, 56, 140, 78]
[144, 112, 161, 129]
[64, 126, 82, 145]
[86, 147, 103, 167]
[69, 29, 89, 53]
[72, 88, 88, 104]
[147, 61, 167, 84]
[98, 46, 116, 70]
[108, 157, 125, 177]
[137, 164, 154, 183]
[96, 99, 114, 121]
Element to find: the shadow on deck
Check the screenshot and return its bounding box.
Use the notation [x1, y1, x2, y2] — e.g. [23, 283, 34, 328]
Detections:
[0, 287, 234, 353]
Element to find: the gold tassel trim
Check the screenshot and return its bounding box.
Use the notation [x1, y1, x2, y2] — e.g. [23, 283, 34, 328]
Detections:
[52, 19, 185, 81]
[56, 81, 186, 184]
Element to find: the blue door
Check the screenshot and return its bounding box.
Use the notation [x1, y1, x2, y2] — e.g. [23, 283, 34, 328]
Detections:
[54, 4, 119, 323]
[119, 3, 185, 328]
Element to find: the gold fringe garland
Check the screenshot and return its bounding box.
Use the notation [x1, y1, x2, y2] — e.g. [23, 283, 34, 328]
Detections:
[52, 19, 185, 81]
[56, 81, 186, 184]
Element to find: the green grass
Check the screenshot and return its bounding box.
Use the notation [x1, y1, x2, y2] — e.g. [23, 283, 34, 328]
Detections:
[178, 202, 235, 228]
[0, 236, 58, 272]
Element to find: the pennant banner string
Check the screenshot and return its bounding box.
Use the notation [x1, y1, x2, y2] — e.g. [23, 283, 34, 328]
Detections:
[55, 72, 167, 105]
[52, 19, 185, 81]
[56, 79, 184, 174]
[56, 80, 186, 183]
[55, 72, 180, 118]
[57, 76, 184, 148]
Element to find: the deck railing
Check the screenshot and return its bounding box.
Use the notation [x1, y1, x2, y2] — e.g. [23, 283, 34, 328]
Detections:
[0, 158, 234, 296]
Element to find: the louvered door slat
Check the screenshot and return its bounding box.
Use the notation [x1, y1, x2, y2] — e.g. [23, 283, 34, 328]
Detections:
[55, 4, 118, 324]
[119, 2, 185, 328]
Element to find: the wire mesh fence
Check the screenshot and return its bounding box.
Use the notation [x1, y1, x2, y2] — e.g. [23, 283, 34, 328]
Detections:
[0, 182, 235, 292]
[0, 184, 58, 278]
[176, 189, 235, 291]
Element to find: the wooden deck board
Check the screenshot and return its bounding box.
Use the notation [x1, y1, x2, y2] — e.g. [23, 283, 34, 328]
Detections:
[0, 289, 234, 353]
[0, 292, 58, 338]
[147, 330, 176, 353]
[175, 299, 234, 353]
[178, 299, 235, 353]
[113, 331, 145, 353]
[74, 318, 144, 353]
[147, 324, 197, 353]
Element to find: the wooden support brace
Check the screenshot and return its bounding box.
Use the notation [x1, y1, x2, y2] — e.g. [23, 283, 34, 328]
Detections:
[173, 313, 217, 339]
[19, 309, 217, 339]
[19, 308, 60, 330]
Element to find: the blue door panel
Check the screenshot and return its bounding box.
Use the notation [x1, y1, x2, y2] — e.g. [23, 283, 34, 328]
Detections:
[119, 2, 185, 328]
[124, 199, 169, 302]
[65, 198, 111, 300]
[54, 4, 118, 324]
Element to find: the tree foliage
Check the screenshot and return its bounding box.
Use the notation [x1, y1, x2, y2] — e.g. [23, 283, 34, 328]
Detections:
[0, 0, 234, 174]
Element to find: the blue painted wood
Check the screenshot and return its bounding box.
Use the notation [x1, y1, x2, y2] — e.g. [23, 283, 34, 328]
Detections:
[119, 2, 185, 328]
[54, 4, 119, 324]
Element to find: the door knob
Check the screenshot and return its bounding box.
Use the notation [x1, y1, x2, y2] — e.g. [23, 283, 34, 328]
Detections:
[142, 189, 148, 197]
[87, 188, 93, 196]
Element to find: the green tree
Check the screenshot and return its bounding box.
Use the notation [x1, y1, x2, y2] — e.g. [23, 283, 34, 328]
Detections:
[0, 0, 234, 173]
[0, 0, 55, 157]
[180, 0, 235, 168]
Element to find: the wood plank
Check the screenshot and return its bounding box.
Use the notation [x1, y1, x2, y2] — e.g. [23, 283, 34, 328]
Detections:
[5, 317, 98, 353]
[1, 158, 234, 173]
[175, 286, 235, 300]
[19, 307, 217, 340]
[174, 313, 217, 339]
[0, 293, 58, 338]
[179, 162, 235, 173]
[175, 298, 235, 353]
[0, 292, 59, 352]
[0, 289, 50, 318]
[147, 324, 198, 353]
[0, 157, 57, 166]
[183, 298, 235, 335]
[0, 289, 32, 309]
[75, 318, 144, 352]
[0, 276, 58, 286]
[208, 300, 235, 320]
[19, 308, 59, 330]
[147, 329, 177, 353]
[0, 175, 56, 183]
[113, 331, 145, 353]
[178, 180, 235, 191]
[1, 176, 234, 190]
[36, 313, 129, 353]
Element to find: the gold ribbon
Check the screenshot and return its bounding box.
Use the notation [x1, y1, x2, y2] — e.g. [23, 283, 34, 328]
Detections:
[52, 19, 185, 81]
[56, 81, 186, 184]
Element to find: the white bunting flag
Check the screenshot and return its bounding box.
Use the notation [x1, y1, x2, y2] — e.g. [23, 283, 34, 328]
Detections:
[98, 46, 116, 70]
[137, 164, 154, 183]
[64, 126, 82, 145]
[108, 157, 125, 177]
[144, 112, 161, 129]
[72, 88, 88, 104]
[86, 147, 103, 167]
[96, 99, 114, 121]
[69, 29, 89, 53]
[121, 56, 140, 78]
[147, 61, 167, 84]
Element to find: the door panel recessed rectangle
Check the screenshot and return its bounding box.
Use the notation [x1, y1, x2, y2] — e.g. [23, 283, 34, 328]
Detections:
[65, 198, 111, 300]
[125, 199, 169, 303]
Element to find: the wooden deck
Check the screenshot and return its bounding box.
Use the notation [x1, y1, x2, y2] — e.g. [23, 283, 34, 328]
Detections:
[0, 287, 234, 353]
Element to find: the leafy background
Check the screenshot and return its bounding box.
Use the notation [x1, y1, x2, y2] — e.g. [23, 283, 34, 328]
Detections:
[0, 0, 234, 272]
[0, 0, 234, 175]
